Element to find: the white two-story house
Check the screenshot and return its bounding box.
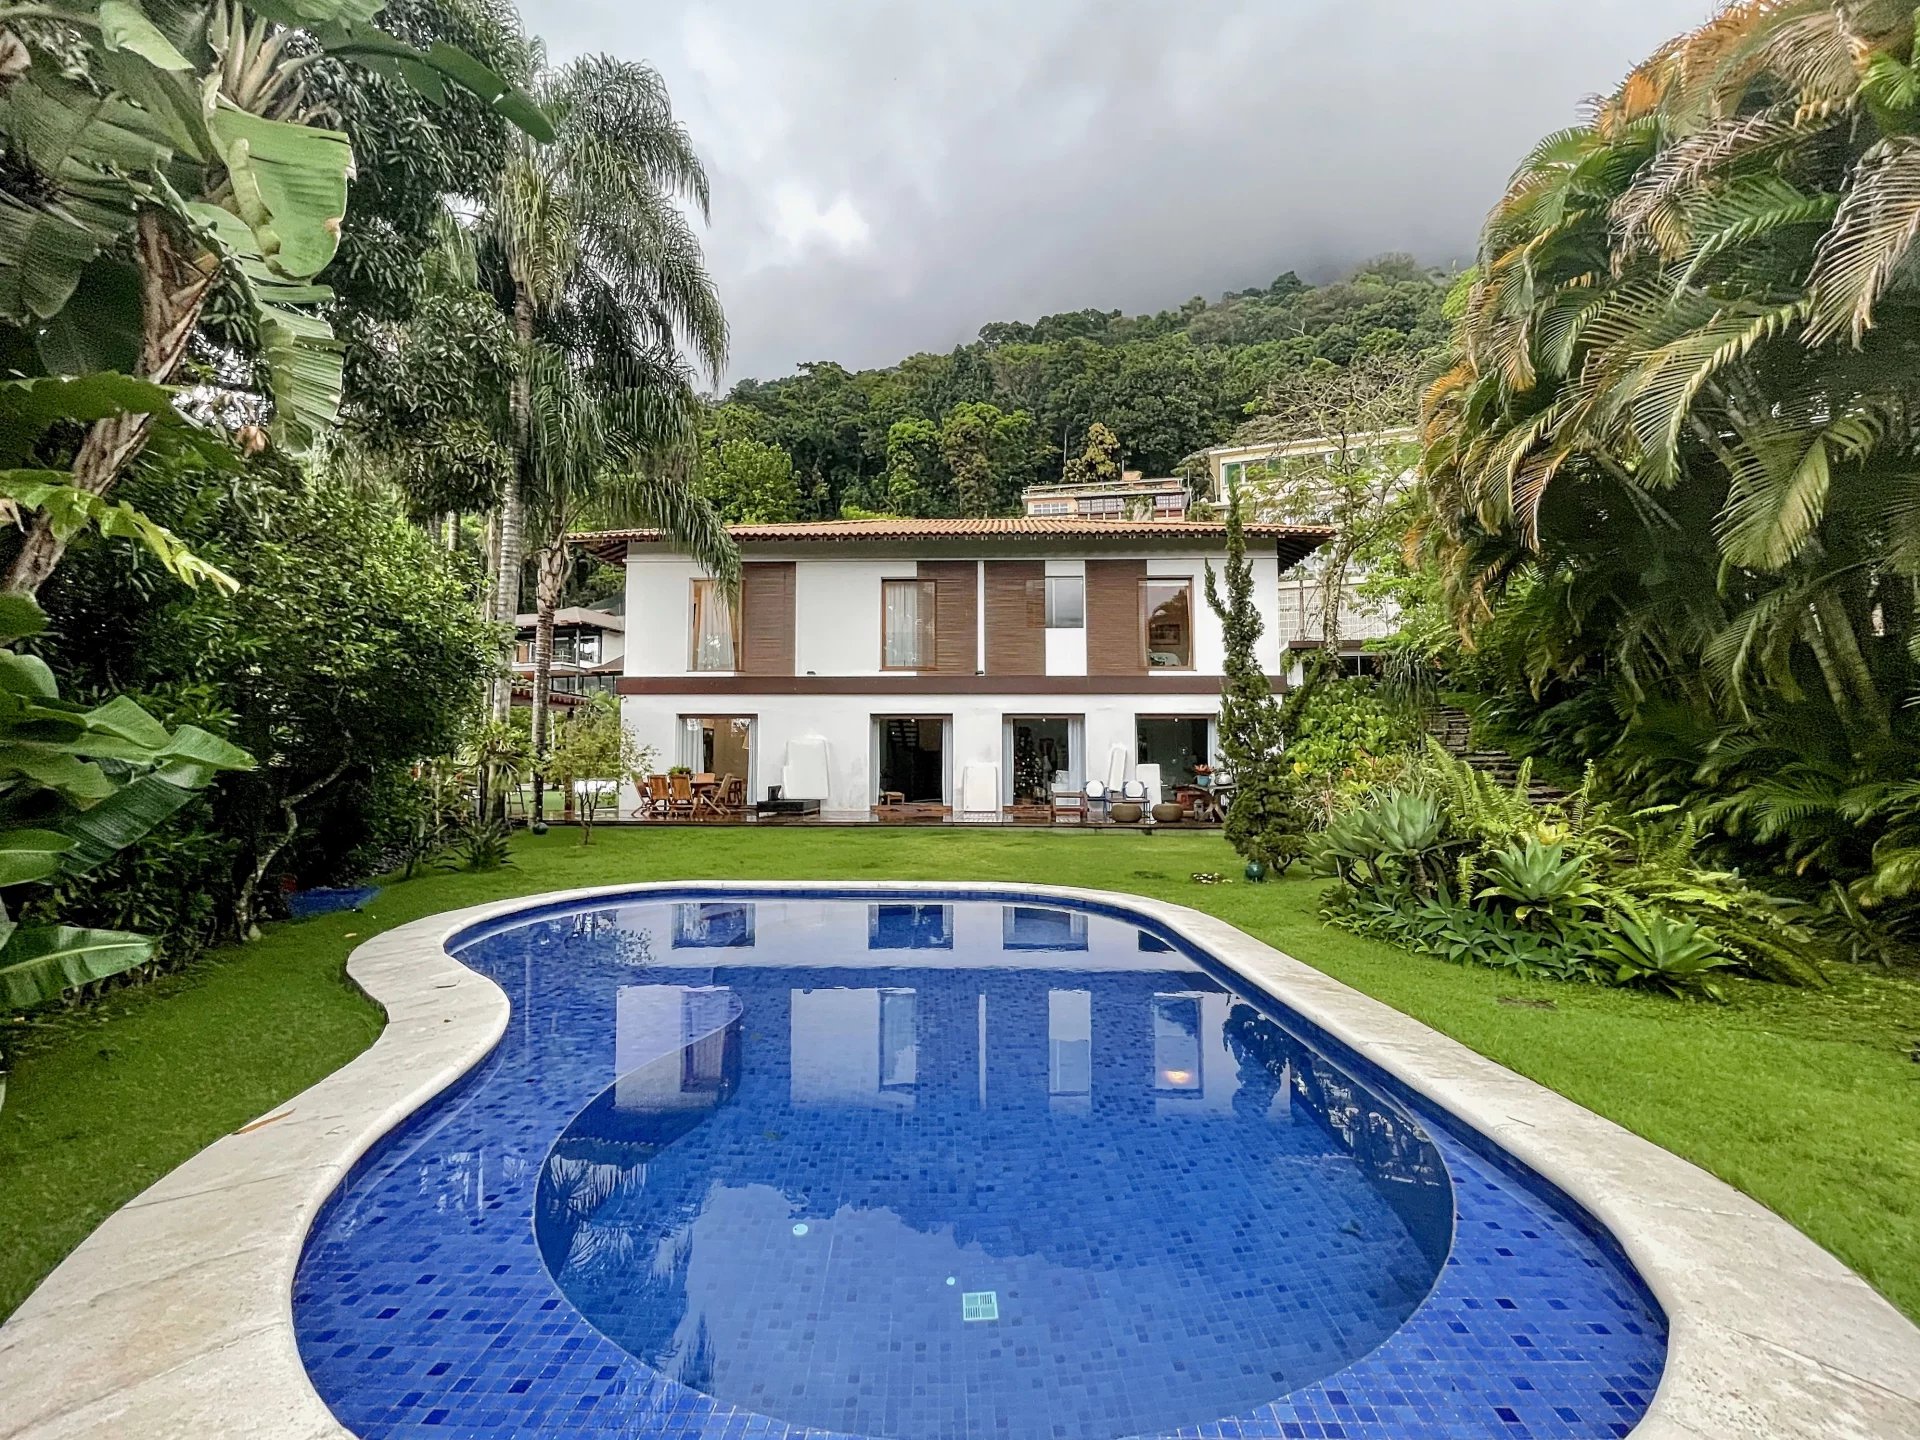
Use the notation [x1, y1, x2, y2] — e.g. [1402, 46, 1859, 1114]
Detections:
[577, 517, 1330, 819]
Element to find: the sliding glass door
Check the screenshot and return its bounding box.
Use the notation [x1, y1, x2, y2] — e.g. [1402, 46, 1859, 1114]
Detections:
[1003, 716, 1083, 805]
[680, 716, 753, 784]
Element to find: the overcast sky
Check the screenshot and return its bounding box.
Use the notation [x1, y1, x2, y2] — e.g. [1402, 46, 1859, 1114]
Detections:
[521, 1, 1712, 386]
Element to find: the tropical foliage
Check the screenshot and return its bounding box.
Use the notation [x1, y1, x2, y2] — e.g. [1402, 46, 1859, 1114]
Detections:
[1415, 0, 1920, 947]
[707, 256, 1450, 521]
[1316, 745, 1825, 1000]
[0, 2, 732, 1046]
[0, 0, 544, 594]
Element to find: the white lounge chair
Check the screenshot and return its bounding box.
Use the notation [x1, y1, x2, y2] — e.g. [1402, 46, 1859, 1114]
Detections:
[959, 762, 1000, 822]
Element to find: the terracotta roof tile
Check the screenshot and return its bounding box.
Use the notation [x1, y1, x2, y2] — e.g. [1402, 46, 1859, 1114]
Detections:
[573, 516, 1333, 565]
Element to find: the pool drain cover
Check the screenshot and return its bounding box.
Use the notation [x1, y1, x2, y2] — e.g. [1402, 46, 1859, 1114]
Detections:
[962, 1291, 999, 1322]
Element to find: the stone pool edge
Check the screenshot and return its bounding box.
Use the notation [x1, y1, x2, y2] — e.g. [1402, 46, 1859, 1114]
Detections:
[0, 881, 1915, 1440]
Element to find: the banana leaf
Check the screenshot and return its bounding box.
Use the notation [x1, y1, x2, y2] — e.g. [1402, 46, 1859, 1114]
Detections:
[206, 103, 352, 281]
[0, 925, 156, 1009]
[97, 0, 194, 72]
[54, 775, 195, 875]
[0, 828, 75, 888]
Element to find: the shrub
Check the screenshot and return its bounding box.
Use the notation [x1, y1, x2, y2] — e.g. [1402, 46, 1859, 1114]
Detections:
[1224, 767, 1312, 877]
[1285, 679, 1420, 779]
[1314, 745, 1826, 1000]
[1596, 911, 1737, 1001]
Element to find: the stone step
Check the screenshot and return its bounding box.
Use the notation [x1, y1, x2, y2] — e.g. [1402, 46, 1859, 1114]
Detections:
[1423, 705, 1564, 810]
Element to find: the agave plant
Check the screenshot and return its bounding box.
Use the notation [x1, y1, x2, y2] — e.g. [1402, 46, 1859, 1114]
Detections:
[1314, 789, 1447, 894]
[1597, 910, 1738, 1000]
[1476, 838, 1600, 922]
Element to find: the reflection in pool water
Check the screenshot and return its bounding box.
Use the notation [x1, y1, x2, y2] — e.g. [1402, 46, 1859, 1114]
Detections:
[534, 903, 1448, 1439]
[294, 892, 1665, 1440]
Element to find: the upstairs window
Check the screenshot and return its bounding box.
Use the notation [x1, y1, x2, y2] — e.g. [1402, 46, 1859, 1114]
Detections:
[1081, 495, 1124, 516]
[1029, 499, 1072, 517]
[1044, 575, 1085, 629]
[882, 579, 937, 669]
[1141, 579, 1193, 669]
[689, 579, 739, 671]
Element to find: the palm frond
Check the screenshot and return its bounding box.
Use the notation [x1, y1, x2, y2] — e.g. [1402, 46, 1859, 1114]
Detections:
[1806, 136, 1920, 345]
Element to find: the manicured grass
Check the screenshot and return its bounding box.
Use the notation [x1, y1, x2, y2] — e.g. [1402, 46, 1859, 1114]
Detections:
[3, 826, 1918, 1325]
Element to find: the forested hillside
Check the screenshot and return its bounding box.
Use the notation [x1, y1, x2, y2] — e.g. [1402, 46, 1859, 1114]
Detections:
[701, 256, 1451, 522]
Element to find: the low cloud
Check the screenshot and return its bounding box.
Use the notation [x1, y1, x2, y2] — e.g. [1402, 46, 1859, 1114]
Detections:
[524, 0, 1710, 382]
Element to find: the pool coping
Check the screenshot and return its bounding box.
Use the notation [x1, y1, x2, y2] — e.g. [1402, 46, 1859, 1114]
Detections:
[2, 881, 1917, 1440]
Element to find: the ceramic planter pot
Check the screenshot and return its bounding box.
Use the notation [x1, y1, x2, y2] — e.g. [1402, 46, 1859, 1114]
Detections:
[1151, 802, 1186, 824]
[1108, 802, 1144, 824]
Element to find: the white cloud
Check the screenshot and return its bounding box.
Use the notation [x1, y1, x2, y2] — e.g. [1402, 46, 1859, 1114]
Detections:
[769, 184, 872, 259]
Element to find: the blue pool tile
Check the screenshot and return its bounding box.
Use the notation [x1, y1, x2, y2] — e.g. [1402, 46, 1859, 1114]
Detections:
[295, 893, 1665, 1440]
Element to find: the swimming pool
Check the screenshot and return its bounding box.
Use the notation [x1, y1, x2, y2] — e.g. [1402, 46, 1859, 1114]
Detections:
[294, 890, 1666, 1439]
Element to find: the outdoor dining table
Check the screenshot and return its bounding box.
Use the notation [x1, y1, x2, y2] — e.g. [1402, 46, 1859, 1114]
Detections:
[1177, 782, 1231, 824]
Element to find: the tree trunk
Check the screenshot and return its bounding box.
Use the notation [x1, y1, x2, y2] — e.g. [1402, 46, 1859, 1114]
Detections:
[5, 212, 215, 595]
[232, 759, 350, 941]
[488, 283, 536, 724]
[529, 539, 568, 824]
[1318, 547, 1353, 660]
[1810, 588, 1890, 738]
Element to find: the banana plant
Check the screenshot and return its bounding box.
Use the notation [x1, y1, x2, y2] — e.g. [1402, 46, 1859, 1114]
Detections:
[1, 372, 240, 589]
[0, 590, 252, 1106]
[0, 0, 551, 594]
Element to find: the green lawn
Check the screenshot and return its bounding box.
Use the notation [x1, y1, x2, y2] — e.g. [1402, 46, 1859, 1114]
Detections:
[4, 826, 1918, 1325]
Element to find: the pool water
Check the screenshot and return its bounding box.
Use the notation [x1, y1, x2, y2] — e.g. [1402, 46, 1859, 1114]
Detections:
[295, 891, 1666, 1440]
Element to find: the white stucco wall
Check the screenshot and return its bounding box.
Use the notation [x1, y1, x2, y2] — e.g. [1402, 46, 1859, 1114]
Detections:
[622, 546, 1286, 681]
[616, 541, 1283, 817]
[622, 690, 1223, 818]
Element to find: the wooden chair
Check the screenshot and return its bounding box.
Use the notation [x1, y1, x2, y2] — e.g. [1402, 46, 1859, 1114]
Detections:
[667, 772, 696, 819]
[696, 775, 736, 820]
[716, 774, 746, 816]
[643, 773, 670, 819]
[1050, 782, 1087, 825]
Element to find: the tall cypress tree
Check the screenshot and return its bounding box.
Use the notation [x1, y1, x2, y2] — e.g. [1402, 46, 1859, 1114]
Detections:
[1205, 474, 1305, 874]
[1205, 473, 1284, 774]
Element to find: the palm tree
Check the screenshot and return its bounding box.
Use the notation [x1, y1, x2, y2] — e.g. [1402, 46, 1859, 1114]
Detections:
[476, 50, 728, 723]
[519, 346, 736, 819]
[1418, 0, 1920, 914]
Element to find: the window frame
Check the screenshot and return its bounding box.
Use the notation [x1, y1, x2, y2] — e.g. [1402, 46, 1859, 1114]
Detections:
[688, 578, 742, 673]
[1139, 578, 1196, 671]
[1044, 574, 1086, 630]
[880, 577, 939, 671]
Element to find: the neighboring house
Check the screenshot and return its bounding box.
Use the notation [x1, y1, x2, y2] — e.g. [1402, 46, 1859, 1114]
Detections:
[511, 605, 626, 705]
[1199, 429, 1419, 677]
[1273, 576, 1399, 676]
[1022, 471, 1192, 520]
[1202, 427, 1420, 506]
[576, 517, 1330, 819]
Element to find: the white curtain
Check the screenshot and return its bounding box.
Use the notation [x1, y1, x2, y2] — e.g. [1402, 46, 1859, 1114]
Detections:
[692, 581, 736, 670]
[884, 582, 925, 668]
